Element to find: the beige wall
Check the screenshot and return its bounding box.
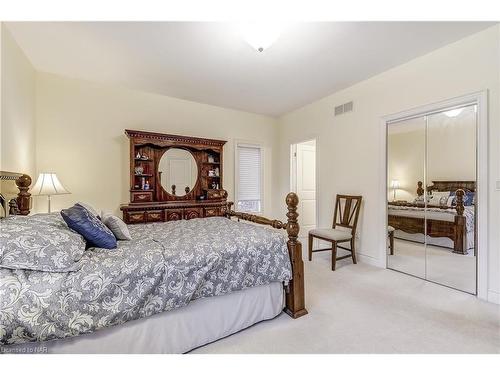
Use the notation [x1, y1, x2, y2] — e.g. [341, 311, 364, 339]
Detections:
[0, 24, 36, 178]
[277, 25, 500, 302]
[34, 72, 278, 216]
[388, 122, 425, 202]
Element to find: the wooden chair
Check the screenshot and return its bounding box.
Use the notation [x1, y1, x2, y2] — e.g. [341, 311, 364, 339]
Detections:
[388, 226, 395, 255]
[308, 194, 362, 270]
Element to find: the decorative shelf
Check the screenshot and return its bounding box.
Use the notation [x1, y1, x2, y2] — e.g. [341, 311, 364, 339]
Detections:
[134, 174, 153, 177]
[130, 189, 154, 192]
[135, 159, 153, 162]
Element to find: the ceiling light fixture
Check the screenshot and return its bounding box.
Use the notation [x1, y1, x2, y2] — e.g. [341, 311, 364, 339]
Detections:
[444, 108, 464, 118]
[239, 22, 284, 52]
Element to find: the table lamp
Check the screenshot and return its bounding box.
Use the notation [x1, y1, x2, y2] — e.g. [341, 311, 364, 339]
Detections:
[31, 173, 70, 213]
[391, 179, 400, 201]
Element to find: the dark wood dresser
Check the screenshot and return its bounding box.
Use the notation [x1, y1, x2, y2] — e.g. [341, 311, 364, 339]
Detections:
[120, 130, 231, 224]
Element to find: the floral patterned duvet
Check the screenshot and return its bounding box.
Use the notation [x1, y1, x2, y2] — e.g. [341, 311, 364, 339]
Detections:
[0, 216, 292, 346]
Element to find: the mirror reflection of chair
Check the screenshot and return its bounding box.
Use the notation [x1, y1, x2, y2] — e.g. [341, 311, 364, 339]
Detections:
[388, 225, 395, 255]
[308, 194, 363, 271]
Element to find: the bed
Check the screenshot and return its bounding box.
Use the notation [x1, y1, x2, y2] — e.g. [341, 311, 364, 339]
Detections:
[0, 173, 307, 353]
[388, 180, 475, 255]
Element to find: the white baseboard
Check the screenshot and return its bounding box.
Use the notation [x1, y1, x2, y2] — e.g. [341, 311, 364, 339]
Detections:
[357, 253, 385, 268]
[487, 290, 500, 304]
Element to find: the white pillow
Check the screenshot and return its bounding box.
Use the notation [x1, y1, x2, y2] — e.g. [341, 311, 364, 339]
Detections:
[446, 196, 455, 207]
[77, 202, 100, 218]
[428, 191, 450, 206]
[101, 213, 132, 240]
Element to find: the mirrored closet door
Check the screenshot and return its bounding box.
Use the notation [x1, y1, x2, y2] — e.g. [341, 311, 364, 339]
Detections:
[386, 104, 477, 294]
[387, 116, 427, 279]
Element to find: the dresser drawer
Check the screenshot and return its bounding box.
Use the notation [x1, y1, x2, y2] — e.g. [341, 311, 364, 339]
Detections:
[131, 191, 153, 203]
[204, 207, 219, 217]
[165, 209, 183, 221]
[184, 207, 203, 220]
[146, 210, 163, 222]
[127, 211, 146, 223]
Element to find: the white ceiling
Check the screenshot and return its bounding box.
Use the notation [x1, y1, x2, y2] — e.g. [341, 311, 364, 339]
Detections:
[6, 22, 495, 117]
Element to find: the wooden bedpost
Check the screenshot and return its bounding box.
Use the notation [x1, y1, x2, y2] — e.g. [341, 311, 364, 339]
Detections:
[0, 172, 31, 216]
[417, 181, 424, 196]
[453, 189, 466, 255]
[284, 192, 308, 319]
[16, 174, 32, 215]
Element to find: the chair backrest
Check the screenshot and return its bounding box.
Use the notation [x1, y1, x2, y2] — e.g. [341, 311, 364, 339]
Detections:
[332, 194, 363, 235]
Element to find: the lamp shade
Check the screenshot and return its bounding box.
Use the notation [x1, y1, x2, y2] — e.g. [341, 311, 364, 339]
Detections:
[391, 179, 400, 189]
[31, 173, 70, 196]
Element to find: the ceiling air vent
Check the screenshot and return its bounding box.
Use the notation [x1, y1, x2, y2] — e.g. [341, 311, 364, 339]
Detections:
[334, 101, 354, 116]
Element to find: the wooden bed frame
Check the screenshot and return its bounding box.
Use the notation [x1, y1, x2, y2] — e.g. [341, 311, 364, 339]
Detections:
[388, 180, 474, 255]
[0, 171, 31, 216]
[2, 172, 308, 319]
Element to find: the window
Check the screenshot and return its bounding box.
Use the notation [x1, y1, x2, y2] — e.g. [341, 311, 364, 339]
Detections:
[236, 143, 262, 213]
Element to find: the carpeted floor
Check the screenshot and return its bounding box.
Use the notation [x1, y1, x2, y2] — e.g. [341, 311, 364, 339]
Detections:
[192, 251, 500, 353]
[388, 239, 476, 293]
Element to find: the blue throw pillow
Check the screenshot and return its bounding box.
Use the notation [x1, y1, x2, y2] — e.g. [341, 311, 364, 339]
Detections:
[450, 191, 475, 206]
[61, 204, 117, 249]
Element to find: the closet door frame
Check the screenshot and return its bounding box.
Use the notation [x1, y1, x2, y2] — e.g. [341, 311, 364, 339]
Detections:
[379, 91, 488, 301]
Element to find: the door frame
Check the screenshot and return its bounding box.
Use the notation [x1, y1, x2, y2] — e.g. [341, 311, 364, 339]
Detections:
[379, 91, 488, 300]
[290, 138, 319, 240]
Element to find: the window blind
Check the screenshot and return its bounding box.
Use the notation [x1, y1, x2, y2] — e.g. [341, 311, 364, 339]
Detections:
[237, 144, 262, 212]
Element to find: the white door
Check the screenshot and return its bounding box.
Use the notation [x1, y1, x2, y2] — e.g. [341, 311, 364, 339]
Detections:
[169, 159, 192, 192]
[294, 141, 316, 238]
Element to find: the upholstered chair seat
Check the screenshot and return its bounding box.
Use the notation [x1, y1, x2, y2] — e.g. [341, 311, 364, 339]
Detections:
[308, 228, 352, 241]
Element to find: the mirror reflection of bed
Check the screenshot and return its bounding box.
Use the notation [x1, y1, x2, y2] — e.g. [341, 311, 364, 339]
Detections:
[387, 104, 477, 294]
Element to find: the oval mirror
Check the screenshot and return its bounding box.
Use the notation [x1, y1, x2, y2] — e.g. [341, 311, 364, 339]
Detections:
[158, 148, 198, 197]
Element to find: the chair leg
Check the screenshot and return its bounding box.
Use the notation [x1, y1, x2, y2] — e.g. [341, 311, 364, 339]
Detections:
[331, 241, 337, 271]
[308, 234, 313, 261]
[389, 232, 394, 255]
[351, 238, 357, 264]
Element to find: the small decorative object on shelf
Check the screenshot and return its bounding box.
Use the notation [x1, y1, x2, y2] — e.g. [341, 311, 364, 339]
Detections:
[215, 167, 220, 177]
[144, 180, 150, 190]
[141, 154, 149, 160]
[208, 155, 215, 163]
[208, 170, 215, 177]
[134, 166, 144, 175]
[136, 152, 141, 159]
[211, 181, 217, 189]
